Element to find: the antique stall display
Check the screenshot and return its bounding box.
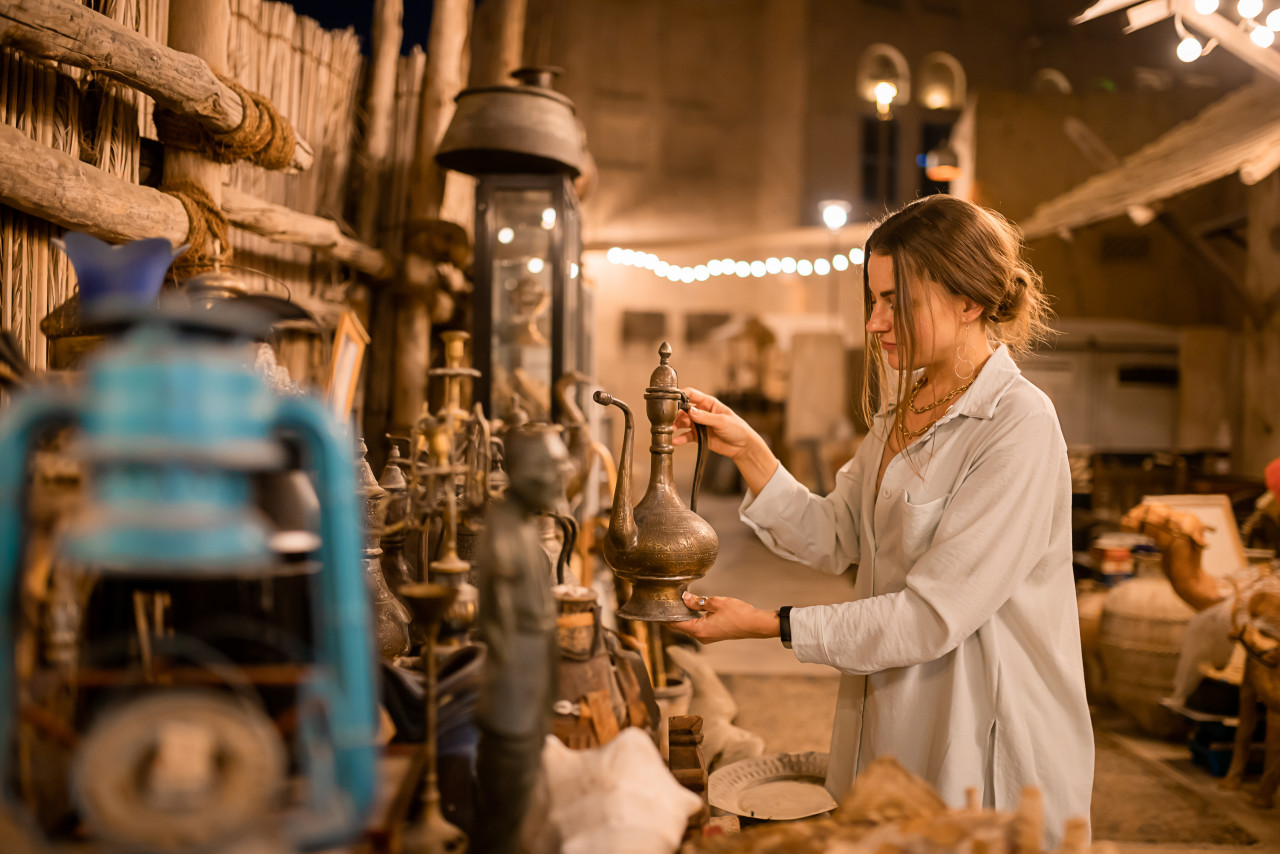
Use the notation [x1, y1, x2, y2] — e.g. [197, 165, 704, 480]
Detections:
[692, 757, 1096, 854]
[359, 438, 413, 660]
[472, 425, 568, 854]
[708, 752, 836, 822]
[666, 645, 765, 770]
[436, 67, 590, 424]
[396, 582, 468, 854]
[593, 343, 717, 621]
[0, 236, 378, 851]
[1222, 572, 1280, 807]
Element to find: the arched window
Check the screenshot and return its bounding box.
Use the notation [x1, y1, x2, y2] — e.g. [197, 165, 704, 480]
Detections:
[918, 52, 966, 111]
[856, 44, 911, 109]
[1031, 68, 1073, 95]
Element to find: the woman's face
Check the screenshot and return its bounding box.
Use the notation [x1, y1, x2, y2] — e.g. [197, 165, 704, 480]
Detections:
[866, 252, 969, 374]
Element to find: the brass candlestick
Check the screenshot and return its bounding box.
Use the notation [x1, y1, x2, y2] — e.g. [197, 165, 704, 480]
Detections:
[398, 582, 466, 854]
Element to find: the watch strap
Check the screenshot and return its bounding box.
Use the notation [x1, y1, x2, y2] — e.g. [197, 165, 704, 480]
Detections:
[778, 605, 793, 649]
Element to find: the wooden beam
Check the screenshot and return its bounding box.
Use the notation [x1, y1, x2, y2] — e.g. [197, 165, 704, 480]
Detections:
[221, 186, 395, 280]
[0, 122, 188, 244]
[0, 0, 313, 172]
[0, 123, 403, 284]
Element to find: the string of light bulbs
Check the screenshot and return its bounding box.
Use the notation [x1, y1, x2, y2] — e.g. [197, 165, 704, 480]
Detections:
[1177, 0, 1280, 62]
[604, 246, 867, 283]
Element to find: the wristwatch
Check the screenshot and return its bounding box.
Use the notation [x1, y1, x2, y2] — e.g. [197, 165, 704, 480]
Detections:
[778, 605, 793, 649]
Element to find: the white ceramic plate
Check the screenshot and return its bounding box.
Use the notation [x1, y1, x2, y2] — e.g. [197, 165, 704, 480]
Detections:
[708, 751, 836, 821]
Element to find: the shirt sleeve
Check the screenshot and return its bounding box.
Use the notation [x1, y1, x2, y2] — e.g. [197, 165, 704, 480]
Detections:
[790, 409, 1067, 674]
[737, 435, 874, 575]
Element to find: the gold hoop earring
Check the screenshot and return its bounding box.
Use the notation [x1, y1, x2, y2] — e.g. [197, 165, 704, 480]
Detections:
[955, 325, 975, 381]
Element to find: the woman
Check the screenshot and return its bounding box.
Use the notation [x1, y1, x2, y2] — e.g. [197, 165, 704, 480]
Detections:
[670, 195, 1093, 845]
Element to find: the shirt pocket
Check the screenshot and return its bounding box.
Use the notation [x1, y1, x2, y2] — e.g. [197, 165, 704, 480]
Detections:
[899, 492, 949, 566]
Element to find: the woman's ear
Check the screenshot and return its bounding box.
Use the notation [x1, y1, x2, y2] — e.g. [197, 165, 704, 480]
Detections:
[960, 298, 984, 324]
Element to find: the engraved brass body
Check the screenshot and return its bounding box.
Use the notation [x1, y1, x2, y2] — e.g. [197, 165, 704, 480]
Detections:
[593, 343, 716, 621]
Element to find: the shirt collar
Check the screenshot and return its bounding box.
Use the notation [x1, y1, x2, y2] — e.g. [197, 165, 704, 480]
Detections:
[877, 343, 1020, 423]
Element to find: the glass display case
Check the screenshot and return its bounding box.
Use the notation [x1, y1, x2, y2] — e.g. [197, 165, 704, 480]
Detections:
[473, 173, 587, 422]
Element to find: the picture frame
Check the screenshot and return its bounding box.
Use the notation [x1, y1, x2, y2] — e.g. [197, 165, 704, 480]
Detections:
[325, 308, 370, 421]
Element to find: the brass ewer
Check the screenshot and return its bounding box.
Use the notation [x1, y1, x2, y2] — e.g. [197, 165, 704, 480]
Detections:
[593, 342, 716, 621]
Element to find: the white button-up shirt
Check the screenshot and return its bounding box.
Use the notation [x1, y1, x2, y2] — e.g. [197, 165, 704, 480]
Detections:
[740, 345, 1093, 846]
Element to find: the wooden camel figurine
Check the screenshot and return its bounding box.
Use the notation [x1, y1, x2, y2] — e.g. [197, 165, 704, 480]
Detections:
[1222, 577, 1280, 806]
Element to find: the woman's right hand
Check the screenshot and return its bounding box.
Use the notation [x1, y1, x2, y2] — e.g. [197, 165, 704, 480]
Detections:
[675, 387, 779, 493]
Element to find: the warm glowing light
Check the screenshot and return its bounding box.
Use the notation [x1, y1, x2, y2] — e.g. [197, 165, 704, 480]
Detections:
[1239, 0, 1263, 18]
[820, 200, 851, 231]
[1251, 20, 1276, 45]
[680, 268, 696, 283]
[694, 265, 710, 281]
[923, 86, 950, 110]
[833, 254, 850, 271]
[655, 261, 670, 276]
[814, 258, 831, 276]
[1194, 0, 1218, 12]
[873, 81, 898, 108]
[765, 257, 782, 274]
[498, 227, 515, 244]
[735, 261, 751, 278]
[665, 267, 680, 282]
[708, 260, 723, 275]
[1177, 35, 1203, 62]
[570, 263, 579, 278]
[541, 208, 556, 229]
[750, 261, 766, 277]
[527, 257, 544, 274]
[849, 248, 865, 265]
[607, 247, 623, 263]
[1269, 7, 1280, 28]
[797, 260, 814, 276]
[781, 257, 797, 274]
[621, 249, 636, 265]
[720, 258, 735, 270]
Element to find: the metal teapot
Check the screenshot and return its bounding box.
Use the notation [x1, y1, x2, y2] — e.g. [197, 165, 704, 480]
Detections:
[593, 343, 716, 621]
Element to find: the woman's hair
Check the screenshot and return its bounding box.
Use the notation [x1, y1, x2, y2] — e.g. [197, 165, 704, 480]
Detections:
[859, 194, 1052, 432]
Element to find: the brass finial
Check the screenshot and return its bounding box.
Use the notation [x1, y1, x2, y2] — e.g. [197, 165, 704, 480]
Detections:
[659, 341, 672, 364]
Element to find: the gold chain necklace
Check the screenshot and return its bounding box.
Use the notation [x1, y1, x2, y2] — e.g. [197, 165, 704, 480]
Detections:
[907, 375, 974, 415]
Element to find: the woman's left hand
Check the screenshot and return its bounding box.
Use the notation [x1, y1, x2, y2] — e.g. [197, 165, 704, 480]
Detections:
[668, 591, 780, 644]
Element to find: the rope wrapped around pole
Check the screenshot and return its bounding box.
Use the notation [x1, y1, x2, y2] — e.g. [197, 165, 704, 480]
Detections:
[154, 75, 297, 170]
[160, 180, 230, 275]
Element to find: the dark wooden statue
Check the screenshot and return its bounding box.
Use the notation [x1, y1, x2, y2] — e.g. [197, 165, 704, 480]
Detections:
[472, 425, 567, 854]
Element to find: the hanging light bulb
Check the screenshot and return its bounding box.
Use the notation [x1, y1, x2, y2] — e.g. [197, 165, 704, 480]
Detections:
[708, 259, 723, 276]
[527, 257, 544, 274]
[694, 265, 710, 281]
[781, 257, 798, 274]
[797, 260, 814, 277]
[1194, 0, 1218, 12]
[1268, 8, 1280, 28]
[1239, 0, 1263, 19]
[607, 247, 623, 263]
[497, 227, 515, 244]
[735, 262, 751, 278]
[814, 258, 831, 276]
[833, 254, 850, 271]
[765, 257, 782, 274]
[849, 248, 865, 265]
[750, 261, 766, 277]
[1251, 20, 1276, 45]
[655, 261, 670, 277]
[1177, 35, 1203, 62]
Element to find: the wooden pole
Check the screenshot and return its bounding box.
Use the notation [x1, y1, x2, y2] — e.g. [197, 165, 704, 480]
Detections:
[355, 0, 403, 244]
[393, 0, 472, 431]
[0, 0, 313, 172]
[468, 0, 525, 87]
[163, 0, 229, 262]
[1241, 170, 1280, 475]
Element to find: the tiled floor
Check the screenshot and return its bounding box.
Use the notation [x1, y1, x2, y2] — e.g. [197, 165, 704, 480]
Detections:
[682, 493, 1280, 852]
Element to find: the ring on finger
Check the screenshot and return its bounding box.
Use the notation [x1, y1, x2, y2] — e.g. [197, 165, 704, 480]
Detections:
[697, 597, 707, 608]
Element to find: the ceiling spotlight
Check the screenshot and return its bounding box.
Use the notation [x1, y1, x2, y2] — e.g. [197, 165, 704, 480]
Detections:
[1177, 35, 1203, 62]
